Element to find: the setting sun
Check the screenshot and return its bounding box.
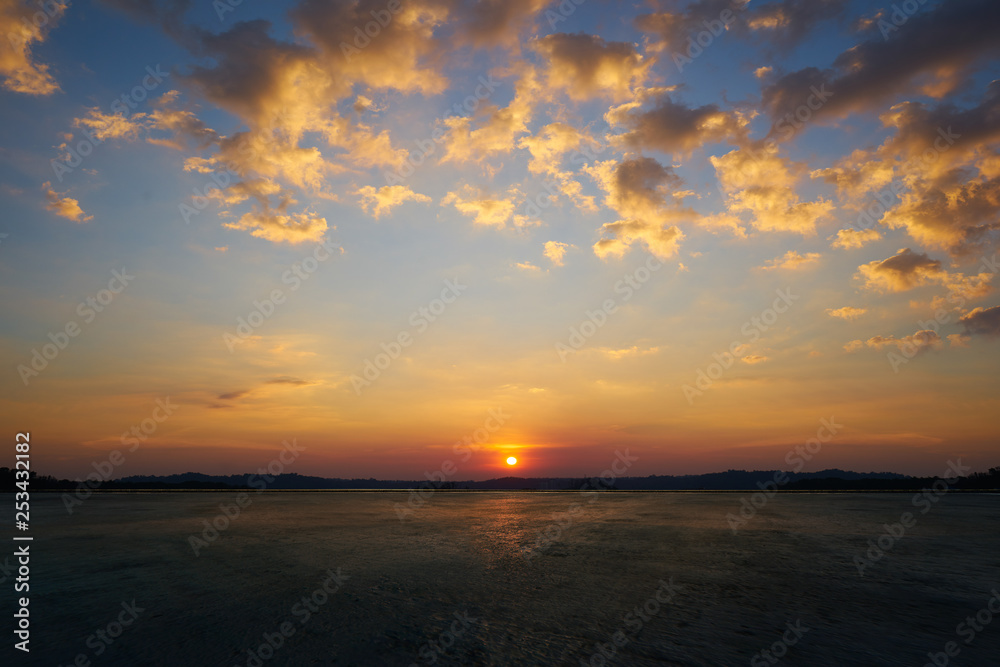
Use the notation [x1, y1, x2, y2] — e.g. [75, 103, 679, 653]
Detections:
[506, 457, 517, 466]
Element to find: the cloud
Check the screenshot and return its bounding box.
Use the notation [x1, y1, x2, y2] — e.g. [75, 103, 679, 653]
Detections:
[860, 330, 943, 355]
[532, 32, 650, 102]
[940, 271, 994, 303]
[711, 145, 833, 234]
[813, 83, 1000, 198]
[218, 389, 249, 400]
[518, 122, 597, 177]
[826, 307, 867, 321]
[859, 248, 994, 301]
[0, 0, 66, 94]
[145, 91, 220, 150]
[882, 168, 1000, 257]
[98, 0, 191, 37]
[73, 108, 149, 141]
[264, 376, 313, 386]
[947, 333, 970, 347]
[222, 207, 329, 244]
[857, 248, 946, 292]
[634, 0, 743, 52]
[356, 185, 431, 219]
[606, 88, 750, 156]
[585, 157, 691, 259]
[960, 305, 1000, 337]
[515, 261, 540, 272]
[843, 340, 865, 353]
[543, 241, 572, 267]
[515, 122, 599, 211]
[453, 0, 549, 48]
[442, 63, 538, 164]
[203, 130, 338, 193]
[42, 182, 92, 223]
[831, 228, 882, 249]
[741, 354, 769, 364]
[636, 0, 845, 54]
[598, 345, 660, 360]
[761, 0, 1000, 132]
[290, 0, 449, 95]
[813, 84, 1000, 256]
[441, 185, 520, 227]
[760, 250, 820, 271]
[744, 0, 846, 44]
[218, 376, 314, 401]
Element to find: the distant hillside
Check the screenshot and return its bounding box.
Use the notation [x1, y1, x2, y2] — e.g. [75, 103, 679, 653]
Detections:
[110, 467, 976, 491]
[111, 469, 909, 491]
[5, 466, 998, 492]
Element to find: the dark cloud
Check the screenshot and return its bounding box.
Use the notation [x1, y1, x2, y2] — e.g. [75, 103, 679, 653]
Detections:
[635, 0, 846, 51]
[745, 0, 846, 45]
[609, 92, 749, 155]
[98, 0, 192, 41]
[634, 0, 742, 50]
[183, 20, 318, 124]
[218, 390, 249, 400]
[762, 0, 1000, 133]
[453, 0, 549, 47]
[264, 376, 312, 385]
[960, 305, 1000, 336]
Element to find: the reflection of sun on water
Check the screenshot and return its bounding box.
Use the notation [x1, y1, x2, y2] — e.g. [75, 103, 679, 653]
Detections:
[470, 496, 534, 570]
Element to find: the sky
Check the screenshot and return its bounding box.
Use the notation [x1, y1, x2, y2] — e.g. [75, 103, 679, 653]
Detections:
[1, 0, 998, 481]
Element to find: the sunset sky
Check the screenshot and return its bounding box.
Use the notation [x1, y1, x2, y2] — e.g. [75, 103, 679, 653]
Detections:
[2, 0, 998, 480]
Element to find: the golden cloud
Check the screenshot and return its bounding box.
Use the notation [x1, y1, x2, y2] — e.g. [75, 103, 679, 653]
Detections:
[857, 248, 946, 292]
[42, 181, 92, 223]
[0, 0, 65, 94]
[222, 208, 329, 244]
[826, 306, 867, 321]
[711, 146, 833, 234]
[356, 185, 431, 219]
[831, 228, 882, 249]
[441, 185, 520, 227]
[532, 32, 650, 102]
[543, 240, 572, 267]
[760, 250, 821, 271]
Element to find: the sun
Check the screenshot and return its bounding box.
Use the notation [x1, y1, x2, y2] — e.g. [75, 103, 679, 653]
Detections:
[506, 456, 517, 466]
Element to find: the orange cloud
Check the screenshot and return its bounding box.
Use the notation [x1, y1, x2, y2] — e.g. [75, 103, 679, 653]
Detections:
[42, 182, 92, 223]
[441, 185, 521, 228]
[831, 228, 882, 249]
[357, 185, 431, 219]
[532, 33, 650, 102]
[222, 208, 329, 244]
[442, 64, 537, 164]
[741, 354, 769, 364]
[543, 241, 572, 267]
[826, 307, 867, 321]
[857, 248, 946, 292]
[760, 250, 821, 271]
[0, 0, 65, 94]
[711, 145, 833, 234]
[861, 330, 943, 354]
[585, 157, 691, 259]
